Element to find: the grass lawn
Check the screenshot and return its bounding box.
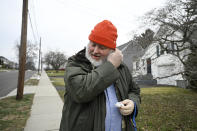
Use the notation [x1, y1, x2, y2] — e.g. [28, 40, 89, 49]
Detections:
[46, 70, 197, 130]
[50, 77, 65, 87]
[46, 70, 65, 101]
[136, 87, 197, 131]
[50, 77, 65, 101]
[57, 90, 65, 101]
[0, 68, 14, 72]
[56, 87, 197, 130]
[46, 70, 65, 77]
[24, 79, 39, 86]
[0, 74, 39, 131]
[0, 94, 34, 131]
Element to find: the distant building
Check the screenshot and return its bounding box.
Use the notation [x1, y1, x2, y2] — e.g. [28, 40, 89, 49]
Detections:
[132, 42, 186, 85]
[118, 24, 195, 86]
[131, 26, 190, 86]
[0, 56, 18, 69]
[117, 40, 145, 72]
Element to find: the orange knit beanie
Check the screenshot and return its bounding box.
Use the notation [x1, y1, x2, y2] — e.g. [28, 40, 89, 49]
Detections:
[88, 20, 118, 49]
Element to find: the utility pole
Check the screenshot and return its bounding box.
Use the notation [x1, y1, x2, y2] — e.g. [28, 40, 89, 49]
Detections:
[38, 37, 41, 74]
[41, 52, 43, 72]
[16, 0, 28, 100]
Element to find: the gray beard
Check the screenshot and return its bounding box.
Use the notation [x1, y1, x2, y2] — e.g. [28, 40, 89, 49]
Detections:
[85, 47, 106, 67]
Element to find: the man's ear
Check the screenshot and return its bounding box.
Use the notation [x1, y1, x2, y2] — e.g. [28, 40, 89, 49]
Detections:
[110, 49, 115, 54]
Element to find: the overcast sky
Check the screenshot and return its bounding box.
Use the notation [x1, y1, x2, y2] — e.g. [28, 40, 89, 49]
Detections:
[0, 0, 166, 63]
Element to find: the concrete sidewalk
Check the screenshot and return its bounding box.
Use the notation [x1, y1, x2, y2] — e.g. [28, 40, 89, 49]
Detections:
[24, 70, 63, 131]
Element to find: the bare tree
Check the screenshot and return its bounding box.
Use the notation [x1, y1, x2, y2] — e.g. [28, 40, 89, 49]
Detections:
[44, 51, 67, 72]
[15, 40, 38, 70]
[142, 0, 197, 88]
[185, 49, 197, 88]
[133, 28, 155, 49]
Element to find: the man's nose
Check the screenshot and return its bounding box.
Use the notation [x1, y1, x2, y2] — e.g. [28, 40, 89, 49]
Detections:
[93, 45, 100, 54]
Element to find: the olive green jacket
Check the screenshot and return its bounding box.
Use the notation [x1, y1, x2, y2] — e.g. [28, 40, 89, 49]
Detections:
[60, 49, 141, 131]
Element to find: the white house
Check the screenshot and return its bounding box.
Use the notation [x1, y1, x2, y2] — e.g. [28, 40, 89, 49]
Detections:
[132, 26, 191, 86]
[133, 43, 184, 85]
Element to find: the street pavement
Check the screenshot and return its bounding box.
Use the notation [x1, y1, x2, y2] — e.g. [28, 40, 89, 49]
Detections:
[0, 70, 36, 97]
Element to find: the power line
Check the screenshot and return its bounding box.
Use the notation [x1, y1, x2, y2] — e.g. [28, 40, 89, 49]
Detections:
[27, 0, 40, 43]
[30, 0, 40, 39]
[28, 10, 38, 42]
[55, 0, 136, 41]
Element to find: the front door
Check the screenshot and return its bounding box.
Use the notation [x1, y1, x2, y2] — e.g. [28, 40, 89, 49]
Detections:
[147, 58, 151, 74]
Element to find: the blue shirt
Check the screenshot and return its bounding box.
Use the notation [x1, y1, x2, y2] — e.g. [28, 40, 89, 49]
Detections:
[104, 84, 122, 131]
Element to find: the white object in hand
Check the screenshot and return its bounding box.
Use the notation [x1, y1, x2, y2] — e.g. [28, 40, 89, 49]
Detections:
[115, 102, 124, 108]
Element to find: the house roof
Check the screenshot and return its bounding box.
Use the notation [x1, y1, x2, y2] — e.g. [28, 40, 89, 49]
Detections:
[117, 40, 145, 61]
[117, 42, 130, 50]
[0, 56, 8, 61]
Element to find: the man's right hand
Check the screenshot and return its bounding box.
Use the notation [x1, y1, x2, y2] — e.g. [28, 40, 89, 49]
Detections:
[107, 48, 123, 68]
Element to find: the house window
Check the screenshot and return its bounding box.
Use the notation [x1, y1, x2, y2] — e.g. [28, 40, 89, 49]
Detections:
[0, 59, 3, 65]
[166, 42, 171, 54]
[147, 58, 152, 74]
[156, 45, 160, 57]
[160, 49, 165, 55]
[159, 42, 165, 55]
[142, 59, 145, 66]
[136, 61, 139, 70]
[171, 42, 175, 54]
[166, 42, 175, 54]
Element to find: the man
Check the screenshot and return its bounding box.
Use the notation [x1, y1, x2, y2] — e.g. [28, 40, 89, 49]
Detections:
[60, 20, 141, 131]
